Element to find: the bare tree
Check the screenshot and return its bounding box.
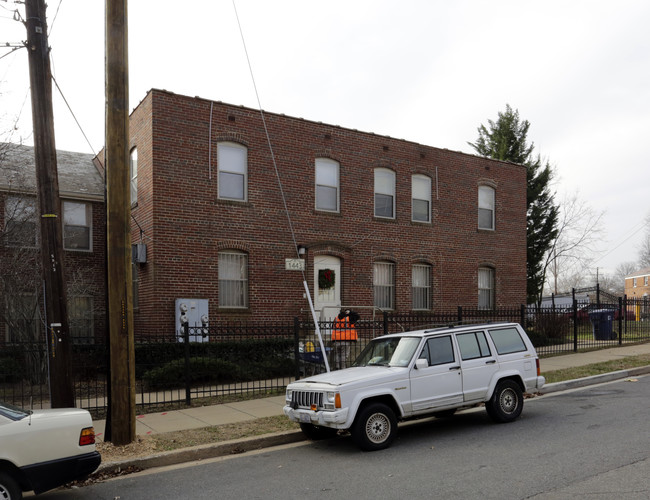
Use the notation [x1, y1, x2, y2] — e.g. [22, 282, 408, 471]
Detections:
[639, 213, 650, 268]
[544, 192, 605, 297]
[598, 261, 638, 295]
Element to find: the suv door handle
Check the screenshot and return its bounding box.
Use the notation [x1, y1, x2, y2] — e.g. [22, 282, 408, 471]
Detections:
[449, 366, 460, 371]
[486, 360, 497, 365]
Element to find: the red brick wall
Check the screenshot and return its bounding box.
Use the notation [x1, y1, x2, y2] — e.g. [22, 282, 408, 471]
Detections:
[130, 89, 527, 335]
[625, 275, 650, 299]
[0, 194, 106, 342]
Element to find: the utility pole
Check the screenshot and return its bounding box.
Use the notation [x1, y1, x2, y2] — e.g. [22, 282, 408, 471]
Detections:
[24, 0, 74, 408]
[106, 0, 135, 445]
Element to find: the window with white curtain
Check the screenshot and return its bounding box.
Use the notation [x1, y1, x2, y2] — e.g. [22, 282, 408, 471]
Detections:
[374, 168, 395, 218]
[63, 201, 92, 251]
[412, 174, 431, 223]
[478, 185, 495, 230]
[219, 251, 249, 308]
[315, 158, 339, 212]
[374, 261, 395, 309]
[478, 267, 495, 310]
[412, 264, 431, 310]
[217, 142, 247, 201]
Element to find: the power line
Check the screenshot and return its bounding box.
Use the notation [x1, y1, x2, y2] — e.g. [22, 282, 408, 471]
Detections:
[48, 0, 62, 36]
[51, 74, 97, 154]
[594, 219, 647, 265]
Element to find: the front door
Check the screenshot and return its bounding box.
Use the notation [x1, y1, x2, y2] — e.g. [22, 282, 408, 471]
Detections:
[313, 255, 341, 324]
[410, 335, 463, 413]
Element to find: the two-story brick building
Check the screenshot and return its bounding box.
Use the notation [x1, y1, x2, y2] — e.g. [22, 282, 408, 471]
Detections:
[625, 267, 650, 299]
[123, 89, 527, 336]
[0, 143, 106, 343]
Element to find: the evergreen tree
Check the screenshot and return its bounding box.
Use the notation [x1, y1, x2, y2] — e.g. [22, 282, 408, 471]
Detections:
[469, 105, 559, 305]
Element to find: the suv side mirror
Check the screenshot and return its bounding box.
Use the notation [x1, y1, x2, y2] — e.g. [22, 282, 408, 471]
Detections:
[415, 358, 428, 370]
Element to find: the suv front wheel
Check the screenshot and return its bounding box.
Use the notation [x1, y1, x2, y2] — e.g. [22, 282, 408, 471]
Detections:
[486, 379, 523, 423]
[0, 470, 21, 500]
[352, 403, 397, 451]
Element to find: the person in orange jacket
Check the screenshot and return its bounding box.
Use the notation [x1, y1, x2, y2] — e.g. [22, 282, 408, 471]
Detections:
[332, 309, 358, 369]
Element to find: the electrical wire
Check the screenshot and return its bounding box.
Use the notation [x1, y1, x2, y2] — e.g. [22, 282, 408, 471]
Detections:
[231, 1, 301, 265]
[51, 74, 97, 155]
[48, 0, 63, 37]
[231, 0, 330, 371]
[0, 45, 24, 61]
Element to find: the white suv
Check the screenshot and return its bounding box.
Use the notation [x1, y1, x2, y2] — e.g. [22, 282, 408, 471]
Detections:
[284, 322, 545, 451]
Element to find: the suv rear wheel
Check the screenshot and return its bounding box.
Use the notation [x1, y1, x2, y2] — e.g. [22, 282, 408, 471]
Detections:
[486, 379, 523, 423]
[352, 403, 397, 451]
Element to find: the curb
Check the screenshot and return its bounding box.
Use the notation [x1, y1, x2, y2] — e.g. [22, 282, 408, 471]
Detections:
[540, 365, 650, 394]
[97, 367, 650, 475]
[97, 430, 305, 474]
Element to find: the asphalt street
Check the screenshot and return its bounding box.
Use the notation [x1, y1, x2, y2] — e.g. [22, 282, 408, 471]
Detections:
[40, 375, 650, 500]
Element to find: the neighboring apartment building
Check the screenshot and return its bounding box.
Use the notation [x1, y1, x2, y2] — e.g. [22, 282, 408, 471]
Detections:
[0, 143, 106, 344]
[625, 267, 650, 299]
[122, 89, 527, 336]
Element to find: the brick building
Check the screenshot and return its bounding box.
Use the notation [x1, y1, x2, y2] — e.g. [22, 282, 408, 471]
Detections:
[625, 267, 650, 299]
[124, 89, 527, 336]
[0, 143, 106, 343]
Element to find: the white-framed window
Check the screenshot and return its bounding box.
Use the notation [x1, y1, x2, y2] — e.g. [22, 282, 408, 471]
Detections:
[374, 168, 395, 219]
[478, 185, 495, 230]
[645, 277, 649, 287]
[478, 266, 495, 310]
[412, 174, 431, 223]
[374, 261, 395, 310]
[315, 158, 339, 212]
[5, 294, 40, 342]
[218, 250, 249, 308]
[63, 201, 92, 251]
[4, 196, 37, 248]
[412, 263, 431, 310]
[633, 278, 638, 288]
[217, 142, 247, 201]
[68, 296, 93, 344]
[130, 147, 138, 206]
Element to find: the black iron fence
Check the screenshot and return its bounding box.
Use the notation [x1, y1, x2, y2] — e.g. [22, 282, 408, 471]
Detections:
[1, 294, 649, 415]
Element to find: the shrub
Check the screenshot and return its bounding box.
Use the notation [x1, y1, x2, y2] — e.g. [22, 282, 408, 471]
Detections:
[527, 312, 570, 346]
[142, 357, 242, 389]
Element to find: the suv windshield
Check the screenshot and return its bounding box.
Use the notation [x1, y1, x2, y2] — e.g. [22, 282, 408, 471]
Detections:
[353, 336, 420, 367]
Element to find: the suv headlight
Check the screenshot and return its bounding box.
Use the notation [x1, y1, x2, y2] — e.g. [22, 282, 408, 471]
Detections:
[325, 391, 340, 410]
[285, 389, 292, 403]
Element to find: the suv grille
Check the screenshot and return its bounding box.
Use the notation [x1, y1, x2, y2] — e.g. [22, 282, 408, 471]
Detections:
[291, 391, 324, 409]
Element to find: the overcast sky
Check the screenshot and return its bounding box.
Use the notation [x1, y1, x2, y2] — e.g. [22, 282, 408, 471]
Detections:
[1, 0, 648, 279]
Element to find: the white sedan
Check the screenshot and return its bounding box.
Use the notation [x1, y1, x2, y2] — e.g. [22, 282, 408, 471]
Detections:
[0, 401, 101, 499]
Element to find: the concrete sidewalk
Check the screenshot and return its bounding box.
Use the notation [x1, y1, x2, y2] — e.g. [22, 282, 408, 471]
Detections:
[93, 342, 650, 443]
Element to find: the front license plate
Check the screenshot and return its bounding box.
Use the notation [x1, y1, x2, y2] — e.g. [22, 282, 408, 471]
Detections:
[299, 413, 311, 423]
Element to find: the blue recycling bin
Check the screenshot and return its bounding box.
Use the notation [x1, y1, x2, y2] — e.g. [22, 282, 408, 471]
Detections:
[588, 309, 616, 340]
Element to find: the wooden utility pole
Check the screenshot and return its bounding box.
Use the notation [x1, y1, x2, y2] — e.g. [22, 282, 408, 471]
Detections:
[106, 0, 135, 445]
[24, 0, 74, 408]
